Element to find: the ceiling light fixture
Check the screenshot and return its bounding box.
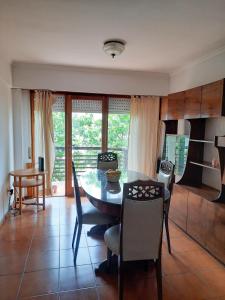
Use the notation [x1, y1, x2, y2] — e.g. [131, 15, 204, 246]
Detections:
[103, 40, 126, 59]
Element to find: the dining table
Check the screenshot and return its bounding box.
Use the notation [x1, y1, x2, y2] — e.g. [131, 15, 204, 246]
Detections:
[80, 168, 170, 217]
[80, 169, 170, 274]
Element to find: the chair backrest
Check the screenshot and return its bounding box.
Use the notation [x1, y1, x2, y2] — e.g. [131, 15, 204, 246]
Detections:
[121, 180, 164, 262]
[97, 152, 118, 170]
[157, 160, 175, 192]
[72, 161, 82, 223]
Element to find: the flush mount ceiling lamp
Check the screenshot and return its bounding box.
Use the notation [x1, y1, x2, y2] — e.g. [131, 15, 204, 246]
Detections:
[103, 40, 126, 59]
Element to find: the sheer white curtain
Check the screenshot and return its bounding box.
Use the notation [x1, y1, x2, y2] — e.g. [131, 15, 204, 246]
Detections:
[34, 91, 55, 194]
[128, 96, 160, 177]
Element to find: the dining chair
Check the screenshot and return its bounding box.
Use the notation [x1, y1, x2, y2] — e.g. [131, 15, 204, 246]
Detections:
[72, 161, 115, 263]
[97, 152, 118, 170]
[157, 160, 175, 254]
[104, 180, 165, 300]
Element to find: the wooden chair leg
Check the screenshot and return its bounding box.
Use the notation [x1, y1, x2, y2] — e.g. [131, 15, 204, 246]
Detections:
[165, 212, 171, 254]
[13, 186, 17, 209]
[119, 259, 124, 300]
[36, 185, 39, 206]
[107, 248, 112, 271]
[42, 174, 45, 210]
[19, 178, 22, 215]
[72, 218, 78, 248]
[73, 224, 82, 264]
[156, 258, 162, 300]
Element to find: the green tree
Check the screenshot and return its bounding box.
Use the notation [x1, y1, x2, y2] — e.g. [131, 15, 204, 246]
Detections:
[52, 112, 130, 181]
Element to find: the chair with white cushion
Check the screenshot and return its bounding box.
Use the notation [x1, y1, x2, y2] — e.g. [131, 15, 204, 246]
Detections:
[97, 152, 118, 170]
[157, 160, 175, 254]
[104, 180, 165, 300]
[72, 161, 115, 263]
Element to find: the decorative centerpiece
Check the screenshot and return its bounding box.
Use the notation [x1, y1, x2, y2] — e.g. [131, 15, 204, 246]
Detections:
[105, 169, 121, 183]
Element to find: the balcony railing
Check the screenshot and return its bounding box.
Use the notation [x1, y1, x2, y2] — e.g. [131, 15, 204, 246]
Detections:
[52, 146, 128, 182]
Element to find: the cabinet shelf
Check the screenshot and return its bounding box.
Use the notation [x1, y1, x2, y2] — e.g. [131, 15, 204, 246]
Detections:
[189, 160, 220, 171]
[190, 139, 214, 144]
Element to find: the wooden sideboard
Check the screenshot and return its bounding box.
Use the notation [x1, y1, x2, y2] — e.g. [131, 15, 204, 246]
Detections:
[161, 78, 225, 264]
[170, 184, 225, 264]
[161, 79, 225, 120]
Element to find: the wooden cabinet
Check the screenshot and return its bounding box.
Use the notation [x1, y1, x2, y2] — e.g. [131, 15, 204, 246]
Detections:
[206, 202, 225, 264]
[169, 184, 188, 231]
[184, 87, 201, 119]
[160, 96, 168, 120]
[160, 79, 225, 120]
[167, 92, 184, 120]
[187, 192, 208, 246]
[201, 80, 224, 118]
[170, 184, 225, 264]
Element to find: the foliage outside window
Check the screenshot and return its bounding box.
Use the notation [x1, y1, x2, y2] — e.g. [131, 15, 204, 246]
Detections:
[52, 109, 130, 182]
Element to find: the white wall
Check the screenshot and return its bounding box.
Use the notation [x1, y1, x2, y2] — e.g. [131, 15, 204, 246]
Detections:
[170, 48, 225, 92]
[0, 57, 13, 223]
[12, 63, 169, 96]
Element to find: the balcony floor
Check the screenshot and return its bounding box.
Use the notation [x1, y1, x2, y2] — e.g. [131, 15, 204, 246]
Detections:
[0, 197, 224, 299]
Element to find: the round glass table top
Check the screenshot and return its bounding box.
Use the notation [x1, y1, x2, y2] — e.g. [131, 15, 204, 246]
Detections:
[80, 169, 169, 207]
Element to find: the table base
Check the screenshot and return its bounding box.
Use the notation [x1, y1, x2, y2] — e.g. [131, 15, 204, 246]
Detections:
[95, 255, 118, 275]
[87, 224, 109, 237]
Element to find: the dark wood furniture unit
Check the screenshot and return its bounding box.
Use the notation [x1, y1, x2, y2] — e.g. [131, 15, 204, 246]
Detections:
[161, 78, 225, 263]
[170, 184, 225, 264]
[184, 87, 202, 119]
[167, 92, 184, 120]
[164, 120, 178, 135]
[201, 80, 225, 118]
[178, 119, 224, 197]
[187, 192, 208, 246]
[161, 79, 225, 121]
[179, 119, 205, 187]
[206, 201, 225, 264]
[160, 96, 168, 120]
[169, 184, 188, 231]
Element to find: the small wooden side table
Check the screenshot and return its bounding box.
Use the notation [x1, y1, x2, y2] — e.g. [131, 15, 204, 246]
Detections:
[9, 168, 46, 215]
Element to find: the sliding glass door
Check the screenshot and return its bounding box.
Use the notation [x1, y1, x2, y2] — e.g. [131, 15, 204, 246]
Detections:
[51, 94, 130, 196]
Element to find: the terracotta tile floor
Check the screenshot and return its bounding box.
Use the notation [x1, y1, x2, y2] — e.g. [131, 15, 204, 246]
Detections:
[0, 196, 224, 300]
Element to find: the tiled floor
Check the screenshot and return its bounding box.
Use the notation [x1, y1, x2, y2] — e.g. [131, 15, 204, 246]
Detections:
[0, 197, 225, 300]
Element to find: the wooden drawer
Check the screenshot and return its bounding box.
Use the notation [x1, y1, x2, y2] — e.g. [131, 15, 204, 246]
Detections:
[169, 184, 188, 231]
[187, 192, 208, 246]
[184, 87, 201, 119]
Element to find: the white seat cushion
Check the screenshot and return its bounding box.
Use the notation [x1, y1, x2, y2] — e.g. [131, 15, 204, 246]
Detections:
[104, 224, 120, 255]
[82, 204, 115, 225]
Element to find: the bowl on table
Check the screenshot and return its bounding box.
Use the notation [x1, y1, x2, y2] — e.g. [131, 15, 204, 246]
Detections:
[105, 169, 121, 183]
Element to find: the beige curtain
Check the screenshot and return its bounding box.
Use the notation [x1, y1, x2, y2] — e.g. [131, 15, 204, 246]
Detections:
[128, 95, 160, 177]
[34, 91, 55, 194]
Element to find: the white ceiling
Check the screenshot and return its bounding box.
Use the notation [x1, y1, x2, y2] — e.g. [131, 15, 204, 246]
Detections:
[1, 0, 225, 73]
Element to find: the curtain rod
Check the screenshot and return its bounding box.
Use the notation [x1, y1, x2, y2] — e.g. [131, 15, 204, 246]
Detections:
[29, 89, 132, 98]
[12, 88, 160, 98]
[12, 88, 132, 98]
